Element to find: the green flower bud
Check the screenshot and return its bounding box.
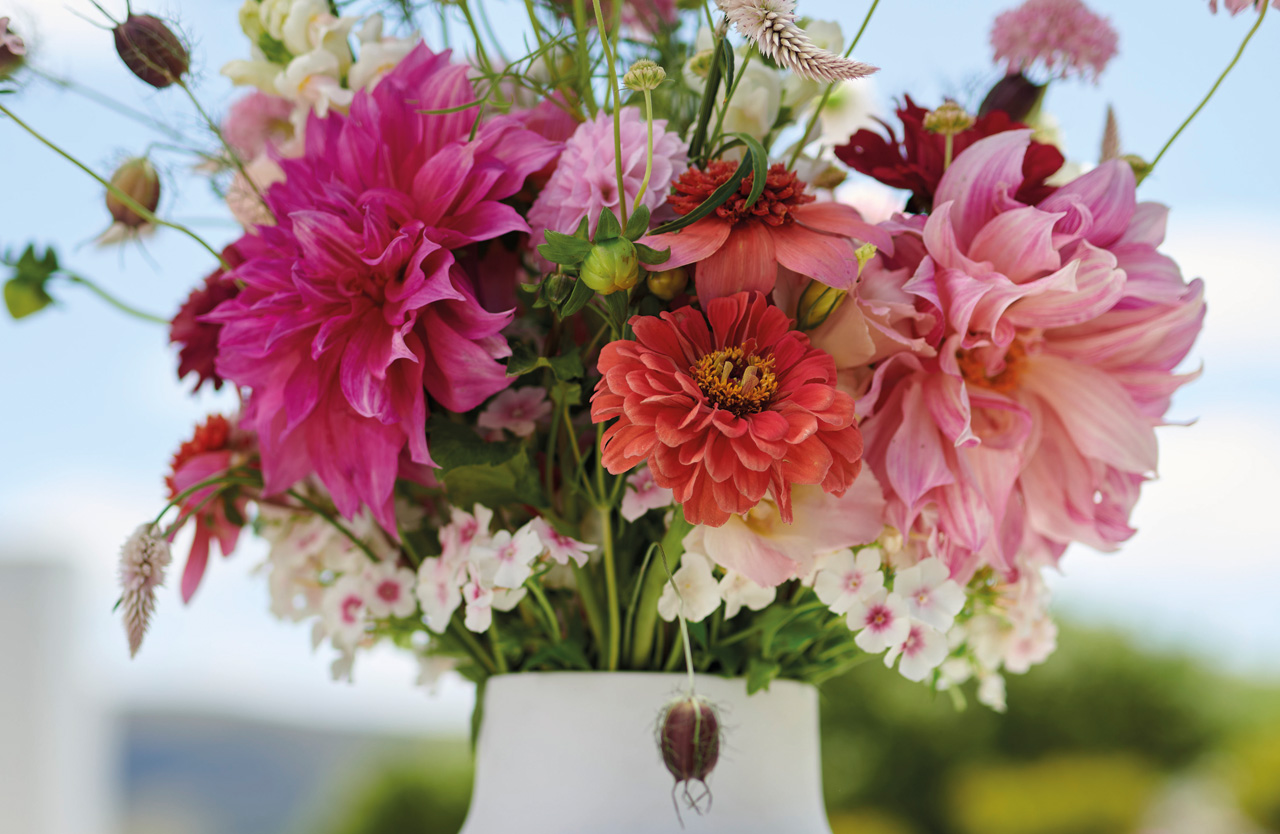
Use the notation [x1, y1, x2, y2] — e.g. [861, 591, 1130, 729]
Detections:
[580, 238, 640, 296]
[795, 280, 847, 331]
[646, 267, 688, 301]
[106, 158, 161, 229]
[923, 100, 974, 137]
[623, 59, 667, 93]
[546, 271, 575, 305]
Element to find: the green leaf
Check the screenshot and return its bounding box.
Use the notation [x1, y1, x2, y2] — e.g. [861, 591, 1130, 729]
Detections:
[256, 32, 292, 65]
[443, 452, 546, 509]
[4, 278, 54, 319]
[537, 230, 594, 266]
[733, 132, 770, 210]
[523, 641, 592, 671]
[624, 204, 651, 241]
[603, 290, 630, 332]
[558, 274, 595, 318]
[719, 40, 735, 102]
[634, 243, 671, 266]
[506, 342, 585, 381]
[746, 657, 782, 694]
[595, 208, 623, 241]
[649, 152, 752, 235]
[426, 416, 523, 472]
[550, 381, 582, 409]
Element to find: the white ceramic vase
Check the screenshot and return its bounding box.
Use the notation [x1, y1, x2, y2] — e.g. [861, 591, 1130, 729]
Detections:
[458, 672, 832, 834]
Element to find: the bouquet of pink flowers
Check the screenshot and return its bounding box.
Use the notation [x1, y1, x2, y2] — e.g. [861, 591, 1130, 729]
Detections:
[3, 0, 1262, 728]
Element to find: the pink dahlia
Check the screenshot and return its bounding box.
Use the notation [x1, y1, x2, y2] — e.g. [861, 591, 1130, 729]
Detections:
[642, 162, 890, 301]
[528, 107, 687, 246]
[207, 44, 558, 531]
[591, 292, 864, 527]
[855, 130, 1204, 581]
[991, 0, 1118, 82]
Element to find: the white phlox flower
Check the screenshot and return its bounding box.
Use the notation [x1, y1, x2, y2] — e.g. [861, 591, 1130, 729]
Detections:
[719, 570, 776, 619]
[529, 517, 597, 567]
[885, 621, 948, 682]
[321, 573, 371, 650]
[846, 588, 910, 654]
[813, 547, 885, 614]
[363, 560, 419, 620]
[415, 556, 463, 634]
[894, 557, 966, 632]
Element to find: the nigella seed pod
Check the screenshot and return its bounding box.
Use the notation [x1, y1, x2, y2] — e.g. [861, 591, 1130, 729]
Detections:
[658, 695, 720, 819]
[106, 158, 161, 229]
[113, 13, 189, 89]
[978, 71, 1046, 124]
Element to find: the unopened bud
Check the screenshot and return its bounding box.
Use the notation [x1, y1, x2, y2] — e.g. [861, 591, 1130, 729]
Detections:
[978, 71, 1046, 124]
[646, 267, 688, 301]
[580, 238, 639, 295]
[546, 270, 575, 305]
[0, 17, 27, 79]
[795, 280, 847, 331]
[923, 100, 974, 136]
[106, 158, 162, 229]
[809, 162, 847, 191]
[1123, 154, 1153, 185]
[114, 13, 189, 89]
[684, 49, 715, 83]
[624, 59, 667, 93]
[658, 695, 720, 810]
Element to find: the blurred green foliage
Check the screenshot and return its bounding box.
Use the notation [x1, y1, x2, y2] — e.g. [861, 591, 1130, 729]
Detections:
[317, 742, 472, 834]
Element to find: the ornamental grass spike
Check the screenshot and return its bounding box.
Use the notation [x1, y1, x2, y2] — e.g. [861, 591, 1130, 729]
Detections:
[715, 0, 877, 83]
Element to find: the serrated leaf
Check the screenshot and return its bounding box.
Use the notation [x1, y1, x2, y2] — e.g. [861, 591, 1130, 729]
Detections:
[595, 208, 622, 241]
[624, 205, 651, 241]
[506, 342, 585, 381]
[746, 657, 782, 694]
[634, 243, 671, 266]
[649, 152, 752, 235]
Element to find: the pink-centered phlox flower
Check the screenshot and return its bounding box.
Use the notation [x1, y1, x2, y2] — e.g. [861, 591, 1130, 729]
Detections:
[990, 0, 1118, 82]
[363, 560, 418, 619]
[846, 588, 910, 653]
[894, 557, 966, 631]
[321, 574, 370, 650]
[620, 466, 674, 522]
[856, 129, 1204, 584]
[813, 546, 885, 615]
[529, 517, 597, 567]
[415, 555, 463, 633]
[885, 621, 949, 682]
[207, 44, 558, 533]
[528, 107, 687, 247]
[478, 386, 551, 438]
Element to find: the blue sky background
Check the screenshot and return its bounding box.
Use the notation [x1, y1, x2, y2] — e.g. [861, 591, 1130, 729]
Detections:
[1, 0, 1278, 732]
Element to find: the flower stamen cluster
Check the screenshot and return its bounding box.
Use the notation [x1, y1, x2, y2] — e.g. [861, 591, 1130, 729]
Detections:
[669, 161, 814, 227]
[690, 346, 779, 416]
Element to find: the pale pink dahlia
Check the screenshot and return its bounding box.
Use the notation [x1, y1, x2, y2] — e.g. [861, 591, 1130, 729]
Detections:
[528, 107, 687, 246]
[991, 0, 1118, 82]
[208, 44, 558, 531]
[855, 130, 1204, 582]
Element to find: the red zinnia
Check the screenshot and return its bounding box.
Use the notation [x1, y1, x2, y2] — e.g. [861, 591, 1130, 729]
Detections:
[592, 292, 863, 526]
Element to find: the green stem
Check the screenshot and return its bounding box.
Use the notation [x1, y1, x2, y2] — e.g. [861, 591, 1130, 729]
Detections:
[571, 561, 608, 663]
[943, 133, 954, 170]
[709, 49, 753, 153]
[629, 508, 691, 667]
[488, 616, 509, 673]
[30, 68, 188, 144]
[153, 469, 259, 527]
[1148, 1, 1267, 178]
[526, 578, 562, 641]
[0, 103, 229, 270]
[598, 505, 621, 670]
[787, 0, 880, 170]
[632, 89, 656, 215]
[591, 0, 628, 228]
[450, 620, 498, 675]
[571, 0, 598, 117]
[285, 489, 380, 563]
[178, 81, 271, 216]
[64, 274, 167, 324]
[457, 0, 494, 76]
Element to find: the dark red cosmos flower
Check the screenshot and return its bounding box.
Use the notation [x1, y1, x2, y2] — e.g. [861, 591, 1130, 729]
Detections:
[834, 95, 1064, 212]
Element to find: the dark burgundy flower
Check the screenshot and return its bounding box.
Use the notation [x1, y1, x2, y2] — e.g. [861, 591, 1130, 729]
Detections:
[171, 251, 243, 392]
[834, 95, 1064, 212]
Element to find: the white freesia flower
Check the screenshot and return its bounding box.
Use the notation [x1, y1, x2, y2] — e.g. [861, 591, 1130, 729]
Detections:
[813, 547, 885, 614]
[349, 15, 416, 92]
[781, 19, 843, 109]
[885, 622, 948, 682]
[846, 588, 910, 654]
[657, 552, 721, 623]
[894, 557, 966, 632]
[276, 49, 353, 116]
[280, 0, 331, 55]
[719, 571, 776, 619]
[222, 57, 283, 94]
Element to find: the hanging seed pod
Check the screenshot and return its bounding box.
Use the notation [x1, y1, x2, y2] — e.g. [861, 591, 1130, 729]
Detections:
[657, 695, 721, 820]
[106, 157, 161, 229]
[0, 17, 27, 80]
[978, 71, 1046, 124]
[113, 13, 189, 89]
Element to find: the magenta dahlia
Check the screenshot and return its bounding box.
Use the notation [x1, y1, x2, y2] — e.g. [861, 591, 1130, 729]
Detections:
[208, 44, 557, 531]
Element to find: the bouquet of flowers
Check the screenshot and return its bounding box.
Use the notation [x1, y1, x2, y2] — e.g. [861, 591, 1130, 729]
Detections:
[3, 0, 1262, 783]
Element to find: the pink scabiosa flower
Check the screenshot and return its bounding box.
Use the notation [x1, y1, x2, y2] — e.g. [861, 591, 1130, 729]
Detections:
[166, 414, 252, 603]
[528, 107, 687, 246]
[207, 45, 558, 532]
[858, 130, 1204, 582]
[222, 91, 296, 160]
[990, 0, 1119, 82]
[642, 162, 890, 300]
[591, 292, 865, 527]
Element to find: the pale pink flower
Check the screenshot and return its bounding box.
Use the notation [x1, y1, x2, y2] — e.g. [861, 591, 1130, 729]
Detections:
[529, 517, 596, 567]
[1, 17, 27, 62]
[813, 547, 885, 615]
[119, 523, 173, 658]
[657, 552, 722, 623]
[847, 588, 910, 653]
[441, 504, 494, 565]
[885, 622, 949, 682]
[470, 525, 542, 589]
[990, 0, 1119, 82]
[528, 107, 687, 247]
[208, 45, 558, 533]
[462, 579, 495, 632]
[719, 571, 776, 619]
[894, 557, 966, 631]
[415, 556, 463, 633]
[477, 387, 552, 438]
[321, 574, 369, 649]
[223, 91, 296, 160]
[681, 471, 886, 589]
[620, 466, 674, 522]
[363, 560, 418, 619]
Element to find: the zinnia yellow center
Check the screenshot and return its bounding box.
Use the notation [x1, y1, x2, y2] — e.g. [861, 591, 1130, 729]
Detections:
[691, 347, 779, 416]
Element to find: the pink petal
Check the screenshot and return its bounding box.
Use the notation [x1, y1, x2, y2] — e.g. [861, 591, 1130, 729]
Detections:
[967, 206, 1063, 284]
[771, 224, 860, 290]
[934, 130, 1033, 249]
[694, 222, 778, 300]
[1038, 160, 1136, 249]
[640, 218, 732, 270]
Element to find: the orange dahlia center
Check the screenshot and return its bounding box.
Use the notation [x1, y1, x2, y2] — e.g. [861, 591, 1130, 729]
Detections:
[691, 346, 779, 416]
[957, 340, 1027, 393]
[669, 161, 815, 228]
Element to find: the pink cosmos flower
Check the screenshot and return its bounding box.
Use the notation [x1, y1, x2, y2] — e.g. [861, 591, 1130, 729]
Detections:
[223, 91, 296, 160]
[477, 387, 552, 438]
[642, 162, 890, 300]
[856, 130, 1204, 582]
[208, 45, 558, 532]
[592, 292, 866, 527]
[528, 107, 687, 246]
[990, 0, 1118, 82]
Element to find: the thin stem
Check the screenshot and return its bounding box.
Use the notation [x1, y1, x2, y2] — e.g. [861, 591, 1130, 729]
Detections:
[457, 0, 495, 76]
[571, 561, 608, 662]
[591, 0, 629, 228]
[943, 133, 954, 170]
[488, 616, 509, 673]
[787, 0, 880, 170]
[571, 0, 598, 117]
[285, 489, 380, 562]
[526, 578, 562, 641]
[1148, 2, 1267, 178]
[178, 82, 271, 216]
[30, 68, 187, 143]
[450, 620, 498, 675]
[0, 104, 229, 270]
[64, 274, 168, 324]
[632, 88, 656, 214]
[598, 505, 621, 670]
[709, 49, 754, 152]
[153, 469, 259, 527]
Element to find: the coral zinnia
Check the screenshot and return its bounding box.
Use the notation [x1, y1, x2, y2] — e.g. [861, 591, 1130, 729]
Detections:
[208, 44, 558, 531]
[643, 162, 889, 300]
[591, 292, 864, 526]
